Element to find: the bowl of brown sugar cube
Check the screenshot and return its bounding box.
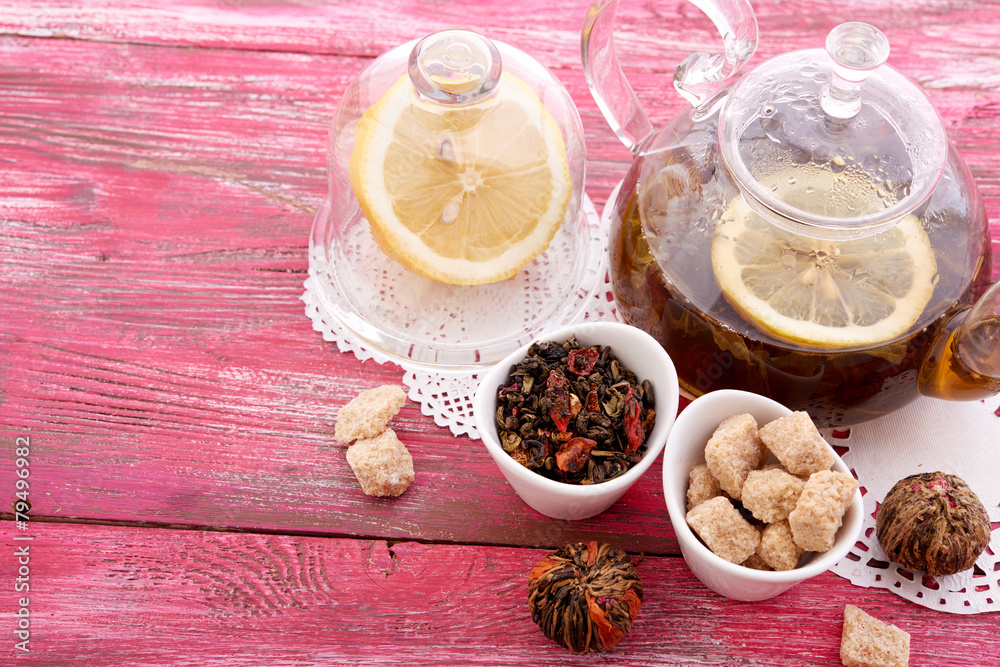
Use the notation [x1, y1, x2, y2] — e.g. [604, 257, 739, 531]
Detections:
[663, 389, 863, 601]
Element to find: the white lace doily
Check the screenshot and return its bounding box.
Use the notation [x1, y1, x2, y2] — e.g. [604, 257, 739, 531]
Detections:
[828, 396, 1000, 614]
[302, 193, 620, 439]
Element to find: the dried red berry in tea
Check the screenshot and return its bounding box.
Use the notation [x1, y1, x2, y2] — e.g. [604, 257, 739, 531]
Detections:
[494, 335, 656, 484]
[567, 347, 599, 376]
[528, 541, 643, 653]
[555, 437, 597, 473]
[622, 387, 644, 454]
[545, 371, 573, 433]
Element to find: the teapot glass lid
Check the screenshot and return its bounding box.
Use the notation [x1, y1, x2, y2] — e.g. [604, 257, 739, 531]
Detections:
[718, 23, 949, 237]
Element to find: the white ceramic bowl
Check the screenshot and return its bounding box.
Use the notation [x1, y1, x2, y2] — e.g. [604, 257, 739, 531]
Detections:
[473, 321, 679, 520]
[663, 389, 864, 601]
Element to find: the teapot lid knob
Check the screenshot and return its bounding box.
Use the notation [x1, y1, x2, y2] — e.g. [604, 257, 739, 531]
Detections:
[820, 23, 890, 119]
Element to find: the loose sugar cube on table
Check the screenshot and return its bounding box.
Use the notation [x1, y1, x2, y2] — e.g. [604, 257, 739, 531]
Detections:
[335, 385, 406, 443]
[346, 429, 415, 497]
[704, 414, 767, 500]
[840, 604, 910, 667]
[741, 467, 805, 523]
[758, 411, 835, 476]
[686, 496, 760, 564]
[789, 470, 857, 552]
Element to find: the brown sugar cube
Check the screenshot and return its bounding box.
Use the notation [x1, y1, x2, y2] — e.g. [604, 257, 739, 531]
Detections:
[840, 604, 910, 667]
[758, 520, 806, 571]
[758, 412, 835, 476]
[687, 464, 722, 511]
[789, 470, 858, 552]
[335, 385, 406, 443]
[761, 463, 810, 484]
[762, 462, 807, 480]
[686, 496, 761, 564]
[345, 429, 414, 497]
[741, 553, 773, 571]
[704, 414, 767, 500]
[741, 467, 806, 523]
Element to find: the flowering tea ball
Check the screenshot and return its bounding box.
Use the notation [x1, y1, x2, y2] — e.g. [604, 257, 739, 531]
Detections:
[527, 541, 642, 653]
[876, 472, 990, 576]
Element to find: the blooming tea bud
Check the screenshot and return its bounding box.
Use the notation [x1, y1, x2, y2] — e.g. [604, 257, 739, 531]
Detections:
[875, 472, 990, 576]
[527, 541, 642, 653]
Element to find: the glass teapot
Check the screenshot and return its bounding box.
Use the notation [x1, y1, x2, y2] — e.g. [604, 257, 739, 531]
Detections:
[583, 0, 998, 427]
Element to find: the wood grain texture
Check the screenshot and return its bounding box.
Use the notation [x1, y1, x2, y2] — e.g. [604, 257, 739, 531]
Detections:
[0, 6, 998, 663]
[1, 522, 997, 666]
[0, 17, 668, 550]
[2, 1, 1000, 203]
[1, 0, 999, 549]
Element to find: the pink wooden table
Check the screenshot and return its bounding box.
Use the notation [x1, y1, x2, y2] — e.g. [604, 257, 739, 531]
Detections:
[1, 1, 999, 664]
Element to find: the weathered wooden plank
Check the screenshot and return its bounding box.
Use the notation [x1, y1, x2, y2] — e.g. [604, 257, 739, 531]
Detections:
[3, 2, 1000, 199]
[1, 522, 997, 666]
[0, 5, 997, 550]
[0, 34, 674, 550]
[2, 0, 1000, 81]
[0, 40, 670, 551]
[2, 1, 997, 220]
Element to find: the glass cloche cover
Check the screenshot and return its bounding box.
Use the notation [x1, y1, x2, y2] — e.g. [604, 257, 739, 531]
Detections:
[309, 30, 599, 370]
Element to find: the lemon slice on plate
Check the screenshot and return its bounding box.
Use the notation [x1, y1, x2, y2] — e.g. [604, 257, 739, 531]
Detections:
[348, 73, 571, 285]
[712, 195, 938, 347]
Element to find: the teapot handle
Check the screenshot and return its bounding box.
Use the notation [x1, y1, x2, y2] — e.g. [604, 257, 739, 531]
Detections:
[582, 0, 758, 153]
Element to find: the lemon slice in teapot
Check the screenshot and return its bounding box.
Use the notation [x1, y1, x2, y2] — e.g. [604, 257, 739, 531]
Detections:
[712, 193, 938, 347]
[348, 72, 571, 286]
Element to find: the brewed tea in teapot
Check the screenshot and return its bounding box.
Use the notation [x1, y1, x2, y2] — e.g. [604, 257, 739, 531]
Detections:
[584, 0, 997, 426]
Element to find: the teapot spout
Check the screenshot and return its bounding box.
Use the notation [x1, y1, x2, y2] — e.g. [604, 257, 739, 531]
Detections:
[582, 0, 758, 153]
[918, 280, 1000, 401]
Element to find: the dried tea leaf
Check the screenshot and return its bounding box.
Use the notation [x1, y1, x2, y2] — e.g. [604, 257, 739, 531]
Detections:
[555, 437, 597, 473]
[602, 387, 624, 419]
[500, 431, 521, 453]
